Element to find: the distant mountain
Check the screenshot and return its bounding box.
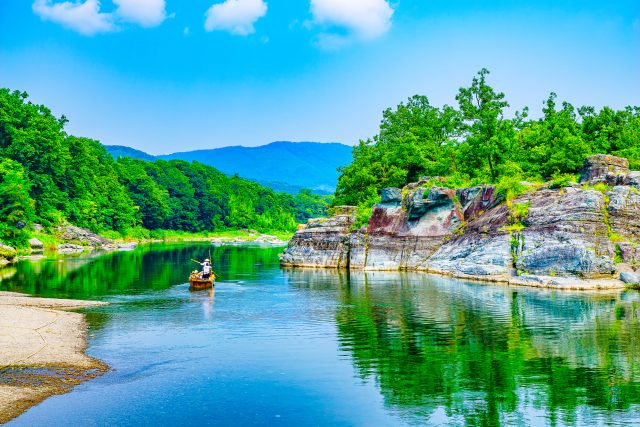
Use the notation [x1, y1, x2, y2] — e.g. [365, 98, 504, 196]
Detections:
[104, 145, 156, 162]
[104, 141, 353, 195]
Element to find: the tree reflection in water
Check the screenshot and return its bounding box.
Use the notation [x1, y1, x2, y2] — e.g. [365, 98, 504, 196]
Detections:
[0, 243, 284, 299]
[287, 269, 640, 426]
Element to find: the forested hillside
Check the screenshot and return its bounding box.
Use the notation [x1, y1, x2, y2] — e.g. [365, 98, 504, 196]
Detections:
[336, 69, 640, 210]
[104, 145, 156, 162]
[105, 142, 352, 194]
[156, 141, 352, 194]
[0, 89, 329, 248]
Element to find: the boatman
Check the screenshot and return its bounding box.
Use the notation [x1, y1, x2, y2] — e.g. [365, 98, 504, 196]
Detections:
[201, 259, 212, 279]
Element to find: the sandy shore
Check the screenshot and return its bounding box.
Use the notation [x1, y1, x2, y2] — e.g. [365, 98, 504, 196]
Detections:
[0, 292, 108, 424]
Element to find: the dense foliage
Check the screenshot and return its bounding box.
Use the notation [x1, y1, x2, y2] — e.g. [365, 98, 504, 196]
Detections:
[335, 69, 640, 208]
[0, 89, 330, 247]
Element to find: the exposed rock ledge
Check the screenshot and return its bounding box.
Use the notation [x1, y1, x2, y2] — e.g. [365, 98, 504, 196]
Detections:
[281, 155, 640, 290]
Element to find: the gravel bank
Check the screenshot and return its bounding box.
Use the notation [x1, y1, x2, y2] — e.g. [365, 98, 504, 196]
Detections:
[0, 292, 108, 424]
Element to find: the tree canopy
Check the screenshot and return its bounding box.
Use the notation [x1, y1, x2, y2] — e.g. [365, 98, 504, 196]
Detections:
[335, 69, 640, 207]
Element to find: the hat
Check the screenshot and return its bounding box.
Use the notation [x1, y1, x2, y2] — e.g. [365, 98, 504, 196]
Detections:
[205, 259, 210, 262]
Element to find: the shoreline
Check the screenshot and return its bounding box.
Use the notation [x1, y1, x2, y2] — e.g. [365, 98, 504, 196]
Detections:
[0, 292, 108, 424]
[13, 236, 290, 261]
[280, 265, 629, 291]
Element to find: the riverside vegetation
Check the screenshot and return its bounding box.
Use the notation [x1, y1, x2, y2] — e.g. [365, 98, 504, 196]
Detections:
[0, 88, 331, 252]
[335, 69, 640, 222]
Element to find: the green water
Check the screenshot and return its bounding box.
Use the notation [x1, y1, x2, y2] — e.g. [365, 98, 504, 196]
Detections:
[2, 243, 640, 426]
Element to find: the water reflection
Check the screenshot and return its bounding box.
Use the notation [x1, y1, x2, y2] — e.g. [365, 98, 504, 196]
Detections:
[3, 246, 640, 426]
[286, 270, 640, 426]
[0, 243, 284, 299]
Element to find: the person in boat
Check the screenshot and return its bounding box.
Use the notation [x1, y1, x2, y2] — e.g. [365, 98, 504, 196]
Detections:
[201, 258, 212, 279]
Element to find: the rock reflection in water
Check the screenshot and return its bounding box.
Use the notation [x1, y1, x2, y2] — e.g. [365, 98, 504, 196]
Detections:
[285, 269, 640, 426]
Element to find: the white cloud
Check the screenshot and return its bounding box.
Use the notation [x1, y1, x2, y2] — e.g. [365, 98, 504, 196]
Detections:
[32, 0, 168, 35]
[32, 0, 115, 36]
[310, 0, 394, 41]
[204, 0, 268, 36]
[112, 0, 167, 27]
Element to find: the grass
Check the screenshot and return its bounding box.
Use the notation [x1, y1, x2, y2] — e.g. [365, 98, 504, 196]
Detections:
[511, 202, 530, 222]
[352, 205, 373, 231]
[501, 223, 526, 233]
[548, 173, 579, 189]
[615, 244, 624, 264]
[30, 231, 60, 252]
[585, 182, 612, 194]
[610, 232, 627, 243]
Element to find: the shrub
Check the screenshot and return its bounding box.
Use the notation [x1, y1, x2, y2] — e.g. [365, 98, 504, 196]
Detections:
[549, 173, 578, 189]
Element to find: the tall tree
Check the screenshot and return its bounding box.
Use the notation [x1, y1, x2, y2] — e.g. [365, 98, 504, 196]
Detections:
[456, 68, 512, 180]
[0, 158, 34, 246]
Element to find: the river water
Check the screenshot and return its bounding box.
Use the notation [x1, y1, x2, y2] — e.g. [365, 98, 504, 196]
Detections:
[2, 243, 640, 426]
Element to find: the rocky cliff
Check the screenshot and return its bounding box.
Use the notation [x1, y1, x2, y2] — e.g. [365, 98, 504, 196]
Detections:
[280, 155, 640, 289]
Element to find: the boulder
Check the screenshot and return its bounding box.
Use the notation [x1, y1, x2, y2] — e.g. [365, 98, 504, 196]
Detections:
[607, 186, 640, 242]
[616, 263, 635, 273]
[580, 154, 629, 184]
[102, 242, 138, 251]
[29, 238, 44, 252]
[57, 244, 85, 254]
[620, 271, 640, 285]
[456, 186, 501, 221]
[615, 242, 636, 265]
[622, 171, 640, 188]
[57, 224, 112, 247]
[515, 188, 615, 278]
[380, 188, 402, 205]
[426, 235, 512, 277]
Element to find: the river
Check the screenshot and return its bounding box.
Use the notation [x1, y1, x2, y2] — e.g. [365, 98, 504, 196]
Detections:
[2, 243, 640, 426]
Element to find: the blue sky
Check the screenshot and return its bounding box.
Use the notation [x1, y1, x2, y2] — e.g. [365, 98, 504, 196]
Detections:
[1, 1, 638, 154]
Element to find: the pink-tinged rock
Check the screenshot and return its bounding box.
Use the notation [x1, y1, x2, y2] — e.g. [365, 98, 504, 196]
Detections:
[457, 186, 501, 221]
[422, 200, 512, 276]
[368, 205, 406, 236]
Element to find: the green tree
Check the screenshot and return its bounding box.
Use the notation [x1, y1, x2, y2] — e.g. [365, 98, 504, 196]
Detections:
[0, 158, 34, 247]
[335, 96, 460, 206]
[116, 157, 171, 229]
[455, 68, 512, 180]
[518, 94, 589, 178]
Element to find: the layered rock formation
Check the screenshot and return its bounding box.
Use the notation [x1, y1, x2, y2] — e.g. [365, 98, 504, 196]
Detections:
[279, 206, 355, 268]
[281, 155, 640, 289]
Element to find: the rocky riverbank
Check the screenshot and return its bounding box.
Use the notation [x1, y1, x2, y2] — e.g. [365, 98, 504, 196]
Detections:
[281, 155, 640, 290]
[0, 292, 108, 424]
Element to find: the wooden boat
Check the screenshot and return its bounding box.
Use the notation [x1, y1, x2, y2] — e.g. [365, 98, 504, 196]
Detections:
[189, 271, 215, 290]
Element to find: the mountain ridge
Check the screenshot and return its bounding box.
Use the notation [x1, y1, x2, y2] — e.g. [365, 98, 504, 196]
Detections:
[104, 141, 352, 195]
